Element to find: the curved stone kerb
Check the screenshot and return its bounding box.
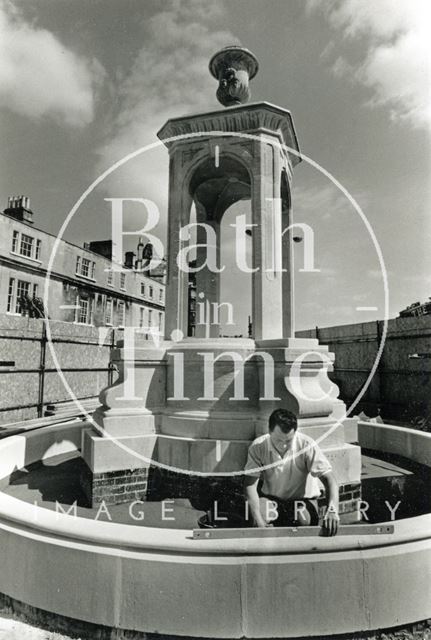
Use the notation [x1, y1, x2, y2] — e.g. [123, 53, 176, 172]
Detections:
[0, 422, 430, 556]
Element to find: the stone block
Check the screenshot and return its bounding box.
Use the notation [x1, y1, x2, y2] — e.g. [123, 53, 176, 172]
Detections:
[81, 428, 157, 473]
[160, 411, 257, 440]
[323, 443, 362, 485]
[92, 407, 159, 438]
[155, 434, 250, 474]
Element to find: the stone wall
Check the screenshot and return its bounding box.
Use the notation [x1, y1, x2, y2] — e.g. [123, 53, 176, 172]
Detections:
[3, 312, 430, 427]
[298, 315, 431, 425]
[0, 315, 119, 424]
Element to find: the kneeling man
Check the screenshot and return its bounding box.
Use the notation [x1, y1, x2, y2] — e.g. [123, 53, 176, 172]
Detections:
[244, 408, 339, 536]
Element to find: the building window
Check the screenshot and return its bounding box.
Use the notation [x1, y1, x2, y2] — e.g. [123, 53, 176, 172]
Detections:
[139, 307, 145, 328]
[105, 298, 113, 325]
[20, 234, 34, 258]
[12, 231, 19, 253]
[7, 278, 37, 314]
[159, 312, 163, 330]
[140, 282, 145, 297]
[76, 256, 95, 279]
[148, 309, 152, 326]
[159, 289, 163, 302]
[107, 269, 113, 286]
[16, 280, 30, 314]
[118, 301, 125, 327]
[7, 278, 15, 312]
[11, 230, 41, 261]
[16, 280, 30, 313]
[120, 273, 126, 290]
[75, 296, 92, 325]
[149, 286, 153, 299]
[81, 257, 91, 278]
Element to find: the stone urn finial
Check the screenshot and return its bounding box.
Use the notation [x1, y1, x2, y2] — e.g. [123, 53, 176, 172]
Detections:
[209, 45, 259, 108]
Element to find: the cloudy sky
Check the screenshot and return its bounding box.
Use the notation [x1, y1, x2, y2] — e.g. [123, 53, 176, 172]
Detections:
[1, 0, 430, 333]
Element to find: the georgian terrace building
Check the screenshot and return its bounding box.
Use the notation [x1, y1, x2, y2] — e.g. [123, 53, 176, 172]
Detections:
[0, 196, 165, 334]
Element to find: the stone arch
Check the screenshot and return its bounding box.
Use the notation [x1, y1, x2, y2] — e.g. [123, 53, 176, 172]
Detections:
[187, 152, 253, 225]
[181, 152, 253, 338]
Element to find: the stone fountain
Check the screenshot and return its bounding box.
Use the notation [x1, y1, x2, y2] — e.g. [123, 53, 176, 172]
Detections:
[80, 45, 361, 519]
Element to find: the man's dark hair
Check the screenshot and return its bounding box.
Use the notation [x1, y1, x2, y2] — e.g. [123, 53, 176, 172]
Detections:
[268, 408, 298, 433]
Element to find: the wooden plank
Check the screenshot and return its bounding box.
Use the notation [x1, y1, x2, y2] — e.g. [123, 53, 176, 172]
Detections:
[193, 524, 394, 540]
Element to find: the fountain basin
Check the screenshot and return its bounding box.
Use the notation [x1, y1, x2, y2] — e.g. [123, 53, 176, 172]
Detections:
[0, 420, 430, 638]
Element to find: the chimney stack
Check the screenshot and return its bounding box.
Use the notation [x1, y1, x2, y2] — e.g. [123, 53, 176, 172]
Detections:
[124, 251, 135, 269]
[4, 195, 33, 224]
[88, 240, 113, 260]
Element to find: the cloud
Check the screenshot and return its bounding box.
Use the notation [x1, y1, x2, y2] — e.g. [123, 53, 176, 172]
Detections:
[96, 0, 239, 221]
[367, 267, 394, 282]
[319, 40, 335, 61]
[331, 56, 353, 78]
[367, 268, 384, 281]
[309, 0, 431, 129]
[0, 0, 104, 127]
[400, 273, 431, 287]
[293, 183, 354, 221]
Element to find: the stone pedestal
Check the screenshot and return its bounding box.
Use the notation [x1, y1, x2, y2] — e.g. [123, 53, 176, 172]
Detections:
[80, 340, 165, 505]
[81, 336, 361, 521]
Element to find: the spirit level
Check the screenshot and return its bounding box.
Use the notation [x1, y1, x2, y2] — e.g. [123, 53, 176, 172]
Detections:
[193, 524, 394, 539]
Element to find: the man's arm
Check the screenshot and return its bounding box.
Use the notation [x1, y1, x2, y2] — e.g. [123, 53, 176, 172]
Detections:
[244, 476, 268, 528]
[320, 471, 339, 536]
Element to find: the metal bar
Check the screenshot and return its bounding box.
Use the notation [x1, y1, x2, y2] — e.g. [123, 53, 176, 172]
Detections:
[334, 368, 429, 376]
[48, 338, 112, 347]
[108, 328, 116, 386]
[318, 337, 377, 345]
[319, 330, 431, 345]
[0, 335, 43, 342]
[0, 367, 111, 374]
[193, 524, 394, 540]
[0, 401, 44, 412]
[0, 334, 112, 347]
[37, 321, 47, 417]
[0, 395, 98, 414]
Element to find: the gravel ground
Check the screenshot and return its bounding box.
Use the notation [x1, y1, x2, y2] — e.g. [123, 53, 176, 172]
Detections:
[0, 616, 70, 640]
[0, 611, 430, 640]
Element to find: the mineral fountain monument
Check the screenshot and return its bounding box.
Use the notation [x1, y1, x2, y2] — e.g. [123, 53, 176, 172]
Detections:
[80, 46, 362, 520]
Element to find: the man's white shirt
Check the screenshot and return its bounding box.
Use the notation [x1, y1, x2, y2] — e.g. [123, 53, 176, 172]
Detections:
[244, 432, 332, 500]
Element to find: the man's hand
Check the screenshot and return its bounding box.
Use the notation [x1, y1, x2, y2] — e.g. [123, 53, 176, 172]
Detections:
[251, 515, 272, 528]
[244, 476, 268, 528]
[322, 509, 339, 536]
[320, 472, 339, 536]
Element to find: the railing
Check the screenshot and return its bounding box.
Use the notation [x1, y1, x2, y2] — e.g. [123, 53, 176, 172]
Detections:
[299, 315, 431, 425]
[0, 317, 116, 420]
